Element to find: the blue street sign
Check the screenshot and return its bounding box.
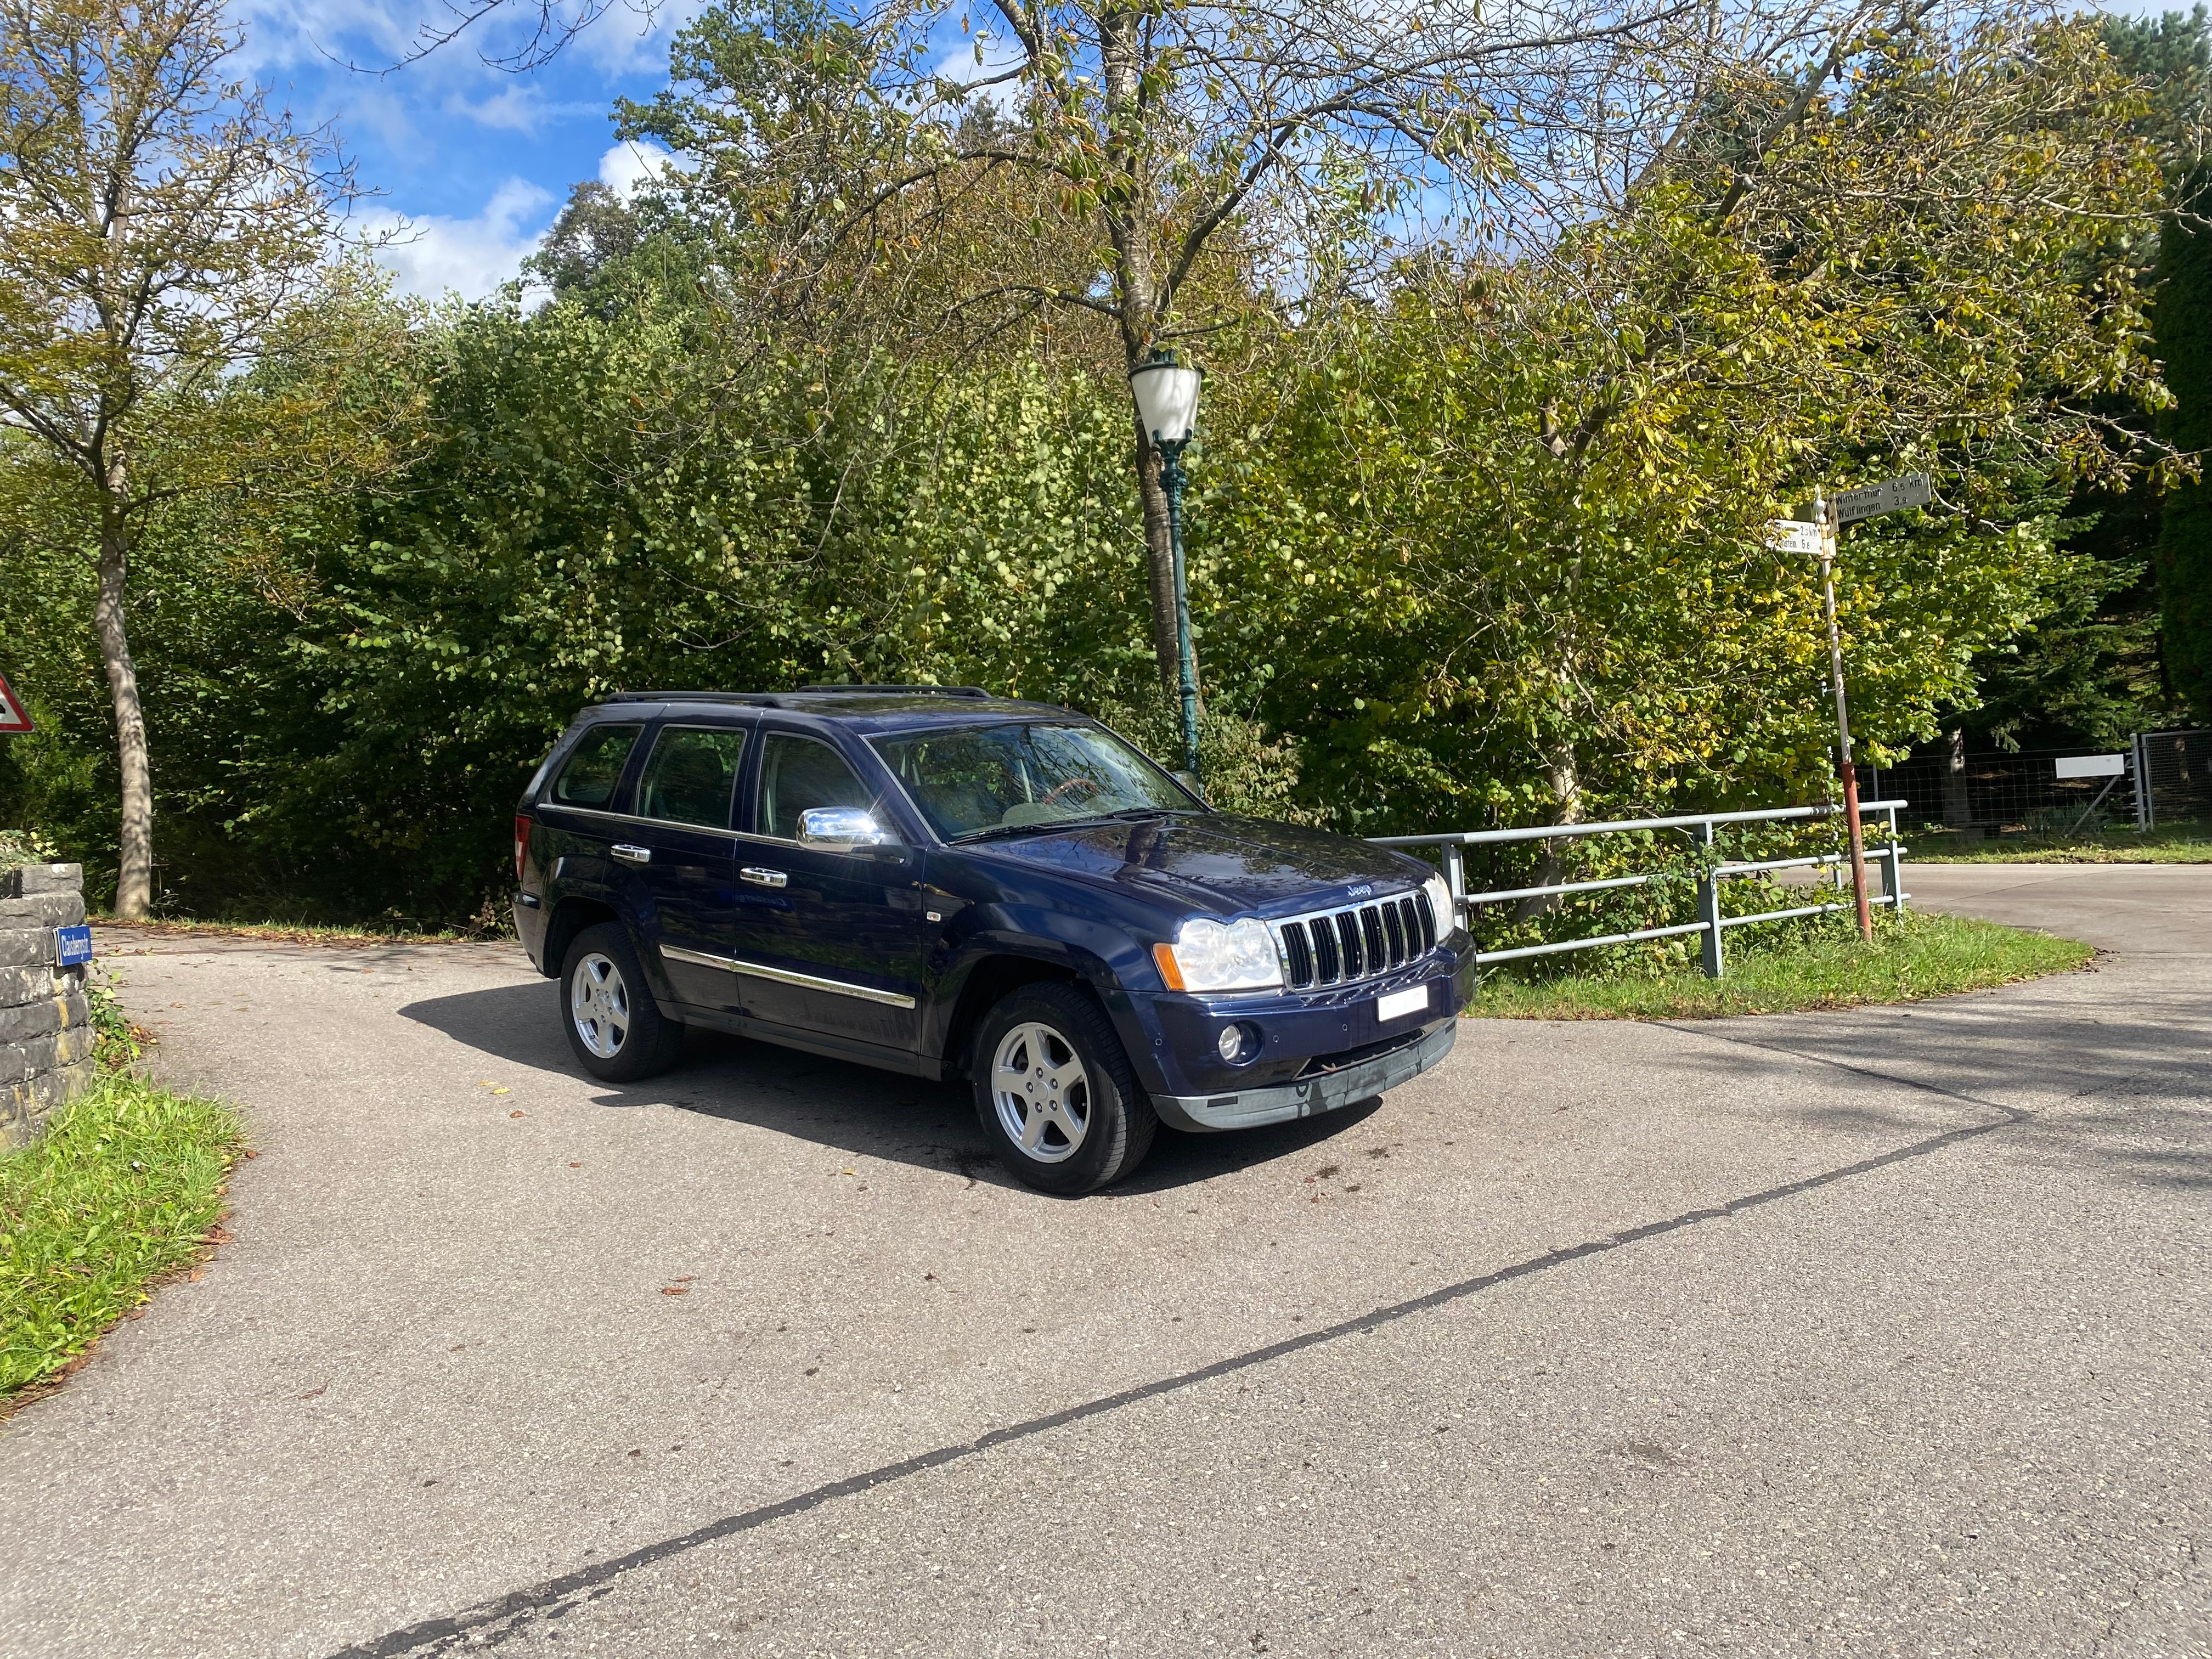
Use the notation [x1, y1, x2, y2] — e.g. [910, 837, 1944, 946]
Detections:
[54, 924, 92, 967]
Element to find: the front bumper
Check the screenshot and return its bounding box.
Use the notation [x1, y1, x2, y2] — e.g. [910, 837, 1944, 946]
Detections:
[1152, 1018, 1458, 1133]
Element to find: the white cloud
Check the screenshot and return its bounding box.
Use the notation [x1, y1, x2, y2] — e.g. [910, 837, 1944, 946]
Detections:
[369, 178, 555, 301]
[597, 138, 682, 198]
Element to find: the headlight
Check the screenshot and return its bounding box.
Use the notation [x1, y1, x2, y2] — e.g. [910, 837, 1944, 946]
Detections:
[1154, 915, 1283, 993]
[1421, 871, 1456, 939]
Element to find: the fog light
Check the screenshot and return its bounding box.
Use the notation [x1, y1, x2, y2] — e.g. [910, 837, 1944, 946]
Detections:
[1217, 1022, 1261, 1065]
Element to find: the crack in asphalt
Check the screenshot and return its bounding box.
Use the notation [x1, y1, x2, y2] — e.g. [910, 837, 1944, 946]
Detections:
[331, 1046, 2031, 1658]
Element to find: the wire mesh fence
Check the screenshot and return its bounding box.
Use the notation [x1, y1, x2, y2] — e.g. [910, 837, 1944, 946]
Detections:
[2133, 729, 2212, 828]
[1867, 730, 2211, 836]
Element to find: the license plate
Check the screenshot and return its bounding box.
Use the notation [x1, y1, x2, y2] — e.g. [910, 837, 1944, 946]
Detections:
[1376, 984, 1429, 1024]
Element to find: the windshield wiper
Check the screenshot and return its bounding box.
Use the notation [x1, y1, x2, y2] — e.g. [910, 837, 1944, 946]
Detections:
[952, 807, 1186, 845]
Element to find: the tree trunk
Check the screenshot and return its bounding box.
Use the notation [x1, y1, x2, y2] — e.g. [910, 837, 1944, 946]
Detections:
[93, 517, 153, 919]
[1942, 726, 1971, 830]
[1132, 415, 1183, 690]
[1099, 7, 1192, 697]
[1514, 740, 1584, 921]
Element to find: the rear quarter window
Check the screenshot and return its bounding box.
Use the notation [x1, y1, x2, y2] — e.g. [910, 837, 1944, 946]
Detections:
[548, 723, 642, 809]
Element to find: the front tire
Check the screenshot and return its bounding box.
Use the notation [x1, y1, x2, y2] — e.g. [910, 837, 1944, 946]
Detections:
[972, 982, 1157, 1194]
[560, 922, 685, 1082]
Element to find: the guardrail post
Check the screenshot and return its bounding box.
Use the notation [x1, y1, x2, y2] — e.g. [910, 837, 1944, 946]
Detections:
[1695, 819, 1723, 978]
[1442, 840, 1468, 933]
[1883, 804, 1905, 915]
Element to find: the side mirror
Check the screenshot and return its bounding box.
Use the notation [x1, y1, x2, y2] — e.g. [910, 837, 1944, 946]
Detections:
[798, 806, 892, 851]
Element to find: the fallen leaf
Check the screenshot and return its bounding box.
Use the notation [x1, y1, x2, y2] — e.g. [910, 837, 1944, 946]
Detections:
[671, 1276, 696, 1284]
[568, 1161, 582, 1168]
[661, 1285, 690, 1296]
[923, 1272, 936, 1281]
[241, 1149, 258, 1159]
[300, 1384, 326, 1400]
[492, 1088, 510, 1097]
[509, 1110, 524, 1119]
[188, 1268, 205, 1282]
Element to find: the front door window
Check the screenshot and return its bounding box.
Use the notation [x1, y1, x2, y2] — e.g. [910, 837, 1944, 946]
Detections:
[755, 733, 873, 839]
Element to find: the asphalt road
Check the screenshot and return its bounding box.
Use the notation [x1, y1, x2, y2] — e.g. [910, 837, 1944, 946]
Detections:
[0, 865, 2206, 1659]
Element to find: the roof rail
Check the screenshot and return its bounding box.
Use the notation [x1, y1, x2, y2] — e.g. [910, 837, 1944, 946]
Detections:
[798, 684, 993, 698]
[601, 691, 773, 706]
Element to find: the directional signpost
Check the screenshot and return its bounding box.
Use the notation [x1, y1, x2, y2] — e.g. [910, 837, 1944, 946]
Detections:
[0, 672, 31, 736]
[1770, 473, 1932, 943]
[1833, 471, 1931, 524]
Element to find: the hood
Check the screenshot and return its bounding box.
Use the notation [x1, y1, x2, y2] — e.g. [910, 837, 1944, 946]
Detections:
[964, 812, 1431, 918]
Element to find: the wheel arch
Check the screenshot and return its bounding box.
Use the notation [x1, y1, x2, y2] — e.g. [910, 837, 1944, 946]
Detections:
[938, 952, 1091, 1081]
[543, 896, 621, 980]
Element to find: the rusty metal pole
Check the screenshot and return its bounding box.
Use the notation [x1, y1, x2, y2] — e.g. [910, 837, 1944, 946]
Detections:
[1816, 489, 1874, 942]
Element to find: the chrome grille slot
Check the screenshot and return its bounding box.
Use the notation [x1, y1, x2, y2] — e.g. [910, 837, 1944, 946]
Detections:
[1361, 905, 1387, 970]
[1279, 921, 1314, 989]
[1398, 902, 1433, 955]
[1382, 901, 1407, 966]
[1312, 915, 1341, 981]
[1335, 910, 1364, 978]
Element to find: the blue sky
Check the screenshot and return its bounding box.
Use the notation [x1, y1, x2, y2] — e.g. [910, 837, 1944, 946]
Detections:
[242, 1, 2182, 302]
[240, 1, 702, 300]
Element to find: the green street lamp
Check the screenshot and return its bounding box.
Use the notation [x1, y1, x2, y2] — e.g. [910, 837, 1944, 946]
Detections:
[1129, 347, 1205, 788]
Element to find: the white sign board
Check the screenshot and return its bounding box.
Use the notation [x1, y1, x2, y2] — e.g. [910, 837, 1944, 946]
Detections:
[1767, 520, 1822, 555]
[2053, 754, 2125, 779]
[1835, 473, 1932, 524]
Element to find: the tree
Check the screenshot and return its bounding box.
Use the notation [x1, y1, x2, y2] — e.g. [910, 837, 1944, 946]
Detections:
[1201, 5, 2173, 848]
[613, 0, 1716, 697]
[2158, 162, 2212, 722]
[0, 0, 348, 916]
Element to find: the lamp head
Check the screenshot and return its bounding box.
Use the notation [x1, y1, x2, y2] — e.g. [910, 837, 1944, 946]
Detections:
[1128, 347, 1203, 447]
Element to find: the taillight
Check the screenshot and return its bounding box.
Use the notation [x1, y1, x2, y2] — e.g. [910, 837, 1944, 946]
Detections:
[514, 813, 531, 882]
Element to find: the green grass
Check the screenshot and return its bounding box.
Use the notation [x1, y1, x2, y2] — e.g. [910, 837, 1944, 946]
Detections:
[1469, 911, 2092, 1020]
[1, 987, 243, 1402]
[1908, 822, 2212, 864]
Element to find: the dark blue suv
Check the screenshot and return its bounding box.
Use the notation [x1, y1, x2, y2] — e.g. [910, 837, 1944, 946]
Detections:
[513, 687, 1472, 1192]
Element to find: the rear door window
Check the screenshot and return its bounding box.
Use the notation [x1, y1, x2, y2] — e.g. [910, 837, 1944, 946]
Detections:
[548, 724, 642, 809]
[636, 726, 747, 829]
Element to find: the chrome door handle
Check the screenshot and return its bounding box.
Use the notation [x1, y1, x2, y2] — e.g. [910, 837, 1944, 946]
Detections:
[740, 866, 788, 889]
[612, 844, 652, 865]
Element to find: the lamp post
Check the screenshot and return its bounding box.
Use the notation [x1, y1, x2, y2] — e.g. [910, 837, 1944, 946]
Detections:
[1814, 487, 1874, 943]
[1129, 348, 1205, 788]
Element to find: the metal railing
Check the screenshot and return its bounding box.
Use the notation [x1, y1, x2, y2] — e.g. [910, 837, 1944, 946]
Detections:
[1370, 799, 1908, 979]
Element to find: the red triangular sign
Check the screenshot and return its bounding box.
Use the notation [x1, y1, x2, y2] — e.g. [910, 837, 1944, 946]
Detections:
[0, 673, 32, 735]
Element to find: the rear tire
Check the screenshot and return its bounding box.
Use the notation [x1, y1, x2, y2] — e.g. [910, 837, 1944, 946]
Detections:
[972, 982, 1157, 1194]
[560, 922, 685, 1082]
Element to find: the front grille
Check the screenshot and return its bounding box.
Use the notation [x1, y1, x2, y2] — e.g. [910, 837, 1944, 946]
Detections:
[1272, 888, 1447, 992]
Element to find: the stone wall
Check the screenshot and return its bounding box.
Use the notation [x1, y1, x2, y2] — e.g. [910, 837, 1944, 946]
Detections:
[1, 862, 95, 1151]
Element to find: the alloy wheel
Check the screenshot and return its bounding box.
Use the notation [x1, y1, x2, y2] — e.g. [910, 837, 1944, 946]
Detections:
[990, 1020, 1090, 1164]
[571, 952, 630, 1058]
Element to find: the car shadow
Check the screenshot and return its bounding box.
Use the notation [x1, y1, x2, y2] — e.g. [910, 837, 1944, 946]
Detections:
[399, 980, 1386, 1197]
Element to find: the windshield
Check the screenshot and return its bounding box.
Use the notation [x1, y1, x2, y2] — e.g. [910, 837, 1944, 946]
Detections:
[873, 721, 1199, 842]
